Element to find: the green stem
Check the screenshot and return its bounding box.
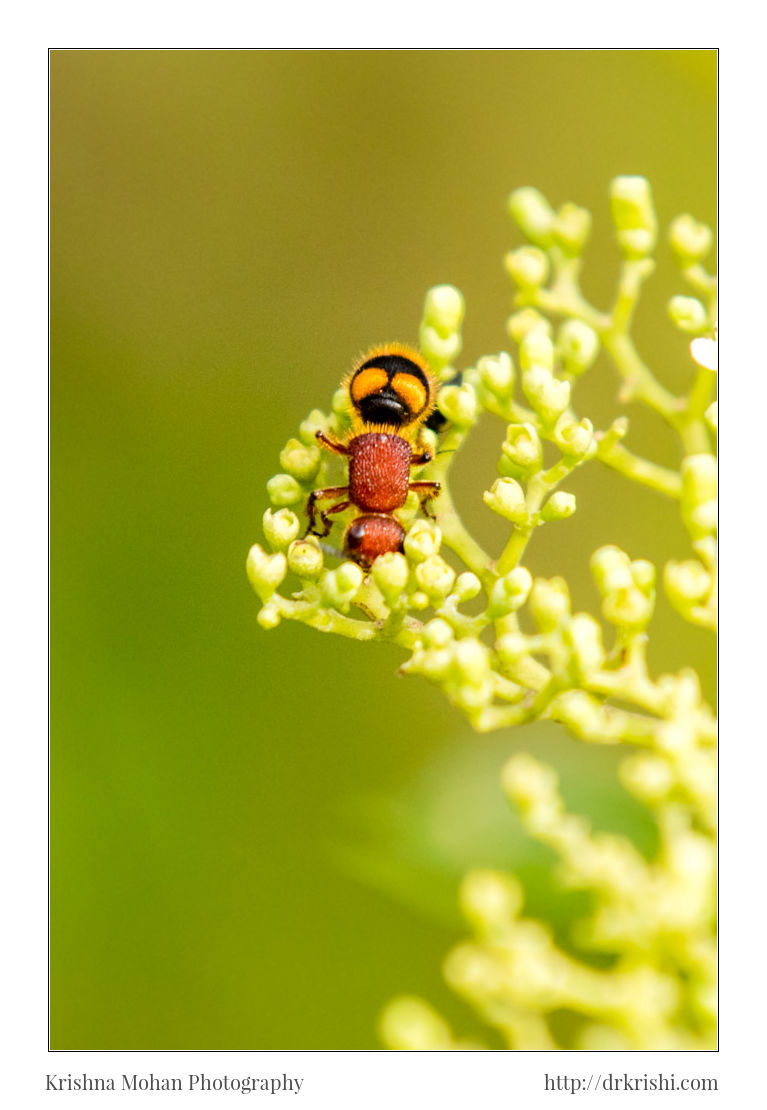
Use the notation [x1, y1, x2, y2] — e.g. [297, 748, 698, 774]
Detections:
[428, 425, 494, 585]
[596, 439, 682, 498]
[602, 330, 680, 422]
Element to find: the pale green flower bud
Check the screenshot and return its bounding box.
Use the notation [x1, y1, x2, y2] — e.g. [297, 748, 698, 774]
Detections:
[602, 586, 653, 629]
[379, 996, 453, 1052]
[690, 501, 717, 534]
[256, 600, 282, 629]
[336, 561, 364, 593]
[415, 554, 456, 601]
[451, 676, 494, 713]
[553, 414, 595, 459]
[522, 366, 571, 423]
[502, 752, 558, 807]
[661, 559, 710, 603]
[508, 186, 556, 247]
[591, 545, 633, 594]
[504, 246, 550, 289]
[541, 491, 576, 522]
[459, 870, 523, 931]
[529, 576, 570, 631]
[278, 437, 321, 482]
[610, 176, 658, 257]
[371, 551, 409, 602]
[681, 454, 717, 538]
[630, 558, 656, 596]
[682, 453, 717, 503]
[409, 591, 430, 610]
[568, 613, 605, 675]
[557, 320, 600, 374]
[287, 536, 324, 579]
[669, 213, 713, 265]
[477, 352, 515, 398]
[266, 472, 303, 507]
[331, 387, 349, 415]
[436, 382, 478, 427]
[443, 943, 500, 996]
[453, 638, 492, 685]
[620, 753, 674, 804]
[246, 544, 287, 601]
[506, 308, 552, 344]
[423, 284, 465, 334]
[668, 295, 708, 334]
[262, 507, 301, 550]
[553, 202, 591, 255]
[499, 422, 542, 479]
[488, 565, 533, 617]
[419, 324, 461, 367]
[404, 519, 442, 562]
[452, 572, 482, 603]
[418, 647, 453, 681]
[422, 618, 454, 648]
[656, 720, 694, 755]
[705, 401, 717, 432]
[298, 409, 329, 446]
[320, 562, 364, 611]
[519, 327, 554, 372]
[483, 477, 527, 523]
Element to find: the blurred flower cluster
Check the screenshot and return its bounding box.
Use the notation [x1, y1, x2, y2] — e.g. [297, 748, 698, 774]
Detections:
[248, 177, 716, 1049]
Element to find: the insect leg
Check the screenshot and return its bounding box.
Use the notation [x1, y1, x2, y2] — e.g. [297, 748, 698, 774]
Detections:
[408, 480, 442, 519]
[306, 486, 349, 535]
[316, 431, 349, 456]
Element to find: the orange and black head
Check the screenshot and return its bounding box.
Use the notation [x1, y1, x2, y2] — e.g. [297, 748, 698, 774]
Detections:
[348, 344, 434, 435]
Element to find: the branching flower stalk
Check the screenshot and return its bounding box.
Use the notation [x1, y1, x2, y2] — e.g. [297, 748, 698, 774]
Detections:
[248, 177, 717, 1050]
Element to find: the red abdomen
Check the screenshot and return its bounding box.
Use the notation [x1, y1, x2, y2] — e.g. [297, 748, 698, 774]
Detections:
[344, 514, 405, 568]
[348, 433, 411, 512]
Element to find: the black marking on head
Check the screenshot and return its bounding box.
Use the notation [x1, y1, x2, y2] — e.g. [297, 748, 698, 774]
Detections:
[357, 389, 409, 426]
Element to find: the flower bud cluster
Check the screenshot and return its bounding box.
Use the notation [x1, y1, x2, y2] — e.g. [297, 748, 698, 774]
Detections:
[591, 545, 655, 630]
[403, 621, 498, 720]
[250, 175, 716, 1052]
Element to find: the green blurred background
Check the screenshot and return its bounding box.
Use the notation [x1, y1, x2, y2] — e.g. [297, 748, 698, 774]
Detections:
[51, 50, 716, 1049]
